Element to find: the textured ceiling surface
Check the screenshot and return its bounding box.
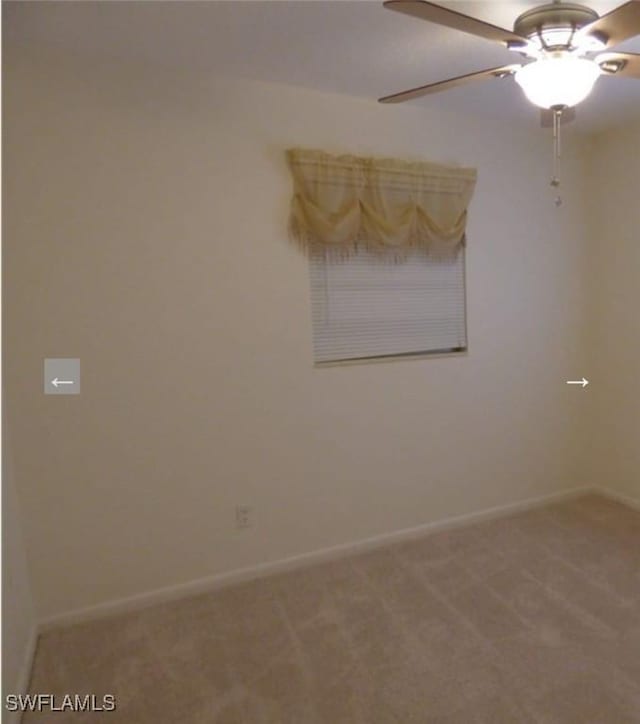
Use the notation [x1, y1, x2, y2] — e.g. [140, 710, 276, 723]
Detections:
[5, 1, 640, 132]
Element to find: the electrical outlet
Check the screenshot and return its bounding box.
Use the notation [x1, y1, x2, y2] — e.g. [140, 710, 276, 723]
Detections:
[235, 505, 252, 530]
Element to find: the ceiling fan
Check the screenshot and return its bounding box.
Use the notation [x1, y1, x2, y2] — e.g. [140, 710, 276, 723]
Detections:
[379, 0, 640, 202]
[379, 0, 640, 113]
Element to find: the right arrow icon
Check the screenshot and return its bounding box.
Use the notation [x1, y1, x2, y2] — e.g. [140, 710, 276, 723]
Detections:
[566, 378, 589, 388]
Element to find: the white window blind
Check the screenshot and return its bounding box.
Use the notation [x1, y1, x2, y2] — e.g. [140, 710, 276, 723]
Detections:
[309, 248, 467, 363]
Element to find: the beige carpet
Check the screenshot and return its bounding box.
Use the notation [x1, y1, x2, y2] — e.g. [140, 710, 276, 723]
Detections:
[26, 494, 640, 723]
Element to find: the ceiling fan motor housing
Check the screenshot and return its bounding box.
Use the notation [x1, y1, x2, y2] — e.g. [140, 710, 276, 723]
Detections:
[514, 3, 600, 50]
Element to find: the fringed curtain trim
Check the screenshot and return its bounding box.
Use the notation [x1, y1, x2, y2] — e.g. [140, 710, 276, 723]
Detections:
[286, 148, 477, 257]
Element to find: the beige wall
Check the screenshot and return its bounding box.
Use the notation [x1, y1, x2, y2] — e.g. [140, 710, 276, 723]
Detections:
[5, 47, 591, 620]
[2, 433, 37, 703]
[584, 122, 640, 504]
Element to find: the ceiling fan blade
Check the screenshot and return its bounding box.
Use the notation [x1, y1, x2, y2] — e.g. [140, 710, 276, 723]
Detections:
[540, 107, 576, 128]
[598, 51, 640, 78]
[578, 0, 640, 48]
[384, 0, 528, 46]
[379, 65, 520, 104]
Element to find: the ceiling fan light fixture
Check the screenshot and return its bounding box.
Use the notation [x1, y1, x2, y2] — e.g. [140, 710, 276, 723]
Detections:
[515, 55, 601, 108]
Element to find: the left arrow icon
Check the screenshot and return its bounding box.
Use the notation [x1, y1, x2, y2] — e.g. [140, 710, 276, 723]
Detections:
[45, 359, 80, 394]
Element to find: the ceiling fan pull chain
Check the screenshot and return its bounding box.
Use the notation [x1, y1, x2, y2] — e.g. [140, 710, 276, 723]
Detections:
[551, 107, 562, 207]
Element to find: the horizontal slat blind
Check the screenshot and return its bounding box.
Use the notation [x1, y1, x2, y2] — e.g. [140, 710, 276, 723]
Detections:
[309, 248, 466, 363]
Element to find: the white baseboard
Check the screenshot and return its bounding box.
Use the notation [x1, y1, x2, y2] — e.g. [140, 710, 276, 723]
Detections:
[6, 626, 39, 724]
[39, 485, 592, 632]
[593, 486, 640, 511]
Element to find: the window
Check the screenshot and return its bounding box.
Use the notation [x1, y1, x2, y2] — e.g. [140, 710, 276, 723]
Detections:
[286, 148, 476, 364]
[309, 247, 467, 364]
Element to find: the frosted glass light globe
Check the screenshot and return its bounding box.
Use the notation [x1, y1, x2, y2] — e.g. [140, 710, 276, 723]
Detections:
[515, 56, 601, 109]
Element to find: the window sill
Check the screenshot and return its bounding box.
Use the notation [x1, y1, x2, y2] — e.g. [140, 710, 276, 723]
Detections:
[313, 348, 468, 368]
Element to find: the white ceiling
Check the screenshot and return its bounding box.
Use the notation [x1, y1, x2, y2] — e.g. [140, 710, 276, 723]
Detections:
[5, 0, 640, 133]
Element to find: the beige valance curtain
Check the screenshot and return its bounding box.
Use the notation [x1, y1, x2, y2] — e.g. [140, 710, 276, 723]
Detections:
[286, 148, 477, 257]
